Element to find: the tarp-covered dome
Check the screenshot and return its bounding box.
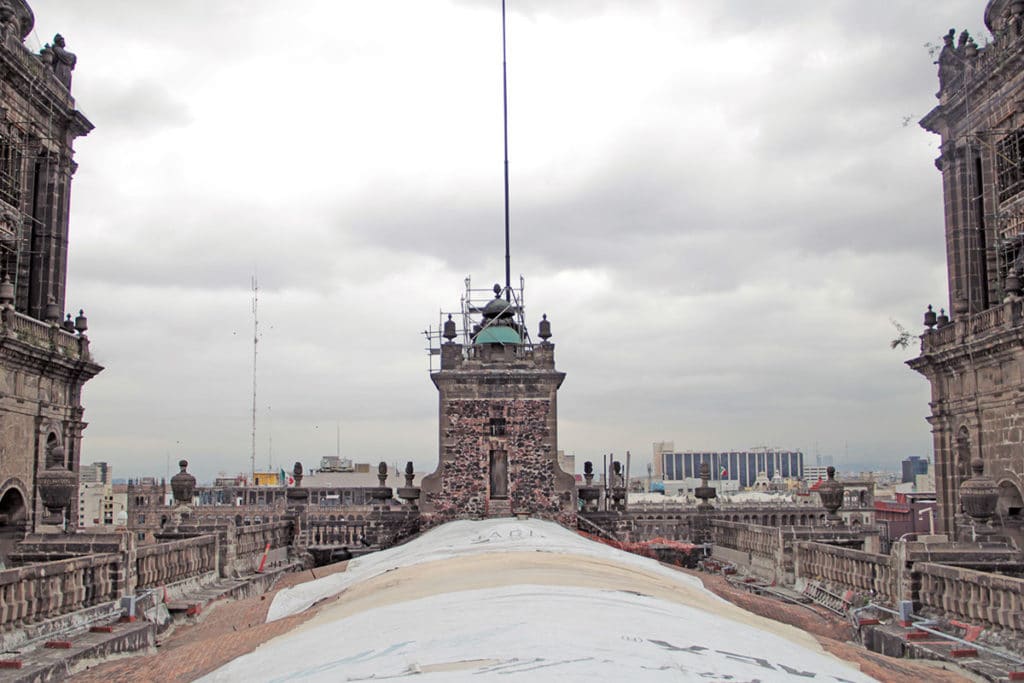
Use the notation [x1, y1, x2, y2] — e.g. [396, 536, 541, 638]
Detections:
[202, 519, 876, 682]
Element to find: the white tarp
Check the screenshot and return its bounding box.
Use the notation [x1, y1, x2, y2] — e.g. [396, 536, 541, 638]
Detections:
[267, 518, 710, 622]
[203, 519, 877, 682]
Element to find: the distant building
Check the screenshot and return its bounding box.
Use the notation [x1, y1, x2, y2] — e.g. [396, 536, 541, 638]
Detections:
[874, 492, 939, 542]
[653, 442, 804, 489]
[80, 462, 111, 485]
[901, 456, 929, 484]
[77, 480, 126, 529]
[803, 465, 830, 483]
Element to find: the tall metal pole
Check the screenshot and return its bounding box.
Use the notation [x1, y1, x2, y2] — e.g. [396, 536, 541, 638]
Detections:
[501, 0, 511, 301]
[251, 276, 258, 484]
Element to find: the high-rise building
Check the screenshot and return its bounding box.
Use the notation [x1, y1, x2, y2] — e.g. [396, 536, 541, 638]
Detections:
[901, 456, 929, 484]
[909, 1, 1024, 536]
[80, 461, 111, 485]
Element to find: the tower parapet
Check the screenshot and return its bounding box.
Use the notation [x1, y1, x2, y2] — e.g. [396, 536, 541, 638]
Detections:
[421, 278, 575, 526]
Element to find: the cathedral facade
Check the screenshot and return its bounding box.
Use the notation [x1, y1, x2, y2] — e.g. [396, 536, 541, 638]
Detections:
[910, 0, 1024, 539]
[0, 0, 102, 546]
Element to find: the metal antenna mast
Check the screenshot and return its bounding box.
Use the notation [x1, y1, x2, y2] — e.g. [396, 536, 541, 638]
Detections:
[502, 0, 511, 302]
[250, 276, 258, 483]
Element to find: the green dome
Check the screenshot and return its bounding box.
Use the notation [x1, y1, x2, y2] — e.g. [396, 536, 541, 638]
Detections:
[474, 325, 522, 345]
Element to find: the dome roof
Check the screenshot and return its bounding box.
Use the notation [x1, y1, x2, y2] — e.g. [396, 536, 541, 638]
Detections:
[474, 325, 521, 345]
[482, 296, 514, 318]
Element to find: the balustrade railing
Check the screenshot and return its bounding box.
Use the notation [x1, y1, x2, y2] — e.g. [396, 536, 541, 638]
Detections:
[795, 542, 897, 605]
[2, 310, 85, 359]
[306, 520, 366, 546]
[135, 534, 217, 590]
[971, 305, 1006, 335]
[712, 520, 779, 560]
[233, 521, 292, 557]
[915, 562, 1024, 632]
[0, 553, 121, 631]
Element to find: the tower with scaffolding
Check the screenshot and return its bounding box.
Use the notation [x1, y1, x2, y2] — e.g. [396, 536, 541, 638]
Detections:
[910, 0, 1024, 542]
[419, 276, 576, 525]
[0, 1, 102, 549]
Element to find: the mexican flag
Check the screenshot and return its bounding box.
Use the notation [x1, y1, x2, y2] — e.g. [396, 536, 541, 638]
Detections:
[719, 466, 728, 478]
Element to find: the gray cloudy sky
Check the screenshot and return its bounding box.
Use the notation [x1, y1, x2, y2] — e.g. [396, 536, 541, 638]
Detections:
[28, 1, 987, 482]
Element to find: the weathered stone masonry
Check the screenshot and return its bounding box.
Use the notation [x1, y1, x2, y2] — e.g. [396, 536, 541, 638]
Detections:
[420, 297, 576, 526]
[910, 0, 1024, 540]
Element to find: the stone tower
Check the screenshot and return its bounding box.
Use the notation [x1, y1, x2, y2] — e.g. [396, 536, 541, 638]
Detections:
[420, 282, 576, 526]
[910, 1, 1024, 539]
[0, 0, 102, 547]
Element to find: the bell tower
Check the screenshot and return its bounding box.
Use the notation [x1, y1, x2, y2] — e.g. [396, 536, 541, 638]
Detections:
[420, 280, 576, 525]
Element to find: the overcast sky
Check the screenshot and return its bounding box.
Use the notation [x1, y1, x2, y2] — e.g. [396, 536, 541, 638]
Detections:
[27, 1, 988, 482]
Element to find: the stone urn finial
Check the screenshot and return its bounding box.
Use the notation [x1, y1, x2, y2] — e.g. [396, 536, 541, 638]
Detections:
[960, 458, 998, 529]
[170, 459, 196, 505]
[578, 461, 600, 511]
[818, 466, 844, 523]
[694, 461, 717, 512]
[292, 461, 304, 487]
[37, 465, 77, 522]
[398, 461, 420, 507]
[371, 461, 393, 505]
[538, 314, 551, 341]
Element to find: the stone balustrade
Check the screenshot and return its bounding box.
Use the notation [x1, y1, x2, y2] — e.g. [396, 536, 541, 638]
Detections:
[712, 520, 780, 560]
[915, 562, 1024, 631]
[1, 308, 88, 360]
[135, 534, 217, 590]
[234, 521, 292, 558]
[921, 300, 1024, 352]
[306, 519, 366, 546]
[794, 542, 898, 605]
[0, 552, 121, 631]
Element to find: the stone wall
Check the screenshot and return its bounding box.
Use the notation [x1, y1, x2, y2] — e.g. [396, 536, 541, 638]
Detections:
[424, 398, 571, 522]
[421, 339, 575, 526]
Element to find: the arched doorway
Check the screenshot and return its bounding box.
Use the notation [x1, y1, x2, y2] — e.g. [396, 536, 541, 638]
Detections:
[0, 486, 27, 560]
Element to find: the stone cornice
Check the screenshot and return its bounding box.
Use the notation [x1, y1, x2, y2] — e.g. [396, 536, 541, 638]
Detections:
[0, 334, 102, 383]
[0, 32, 90, 139]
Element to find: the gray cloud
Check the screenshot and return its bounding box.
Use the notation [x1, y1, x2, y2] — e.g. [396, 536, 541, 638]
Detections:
[25, 0, 973, 482]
